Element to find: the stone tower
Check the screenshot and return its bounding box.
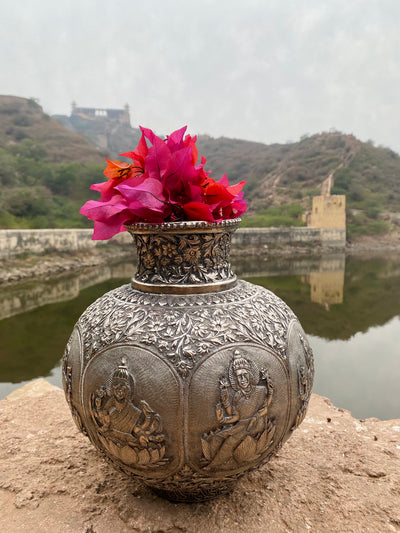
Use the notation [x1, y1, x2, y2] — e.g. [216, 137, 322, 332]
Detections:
[308, 174, 346, 230]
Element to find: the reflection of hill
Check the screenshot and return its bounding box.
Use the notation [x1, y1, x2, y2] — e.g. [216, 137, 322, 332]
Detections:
[0, 263, 135, 320]
[247, 256, 400, 340]
[233, 253, 345, 279]
[0, 278, 129, 383]
[1, 254, 400, 385]
[1, 254, 342, 320]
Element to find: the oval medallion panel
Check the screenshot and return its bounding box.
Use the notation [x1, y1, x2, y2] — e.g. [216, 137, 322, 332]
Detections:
[187, 343, 291, 475]
[81, 345, 182, 479]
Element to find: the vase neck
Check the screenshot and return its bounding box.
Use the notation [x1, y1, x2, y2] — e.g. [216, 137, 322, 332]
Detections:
[126, 220, 239, 294]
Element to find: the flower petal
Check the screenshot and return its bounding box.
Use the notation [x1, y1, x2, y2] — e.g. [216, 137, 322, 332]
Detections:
[165, 126, 187, 150]
[144, 135, 171, 180]
[116, 178, 167, 212]
[182, 201, 214, 221]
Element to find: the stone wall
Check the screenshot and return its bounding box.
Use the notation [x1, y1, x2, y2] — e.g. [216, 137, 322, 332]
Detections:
[0, 229, 96, 258]
[233, 226, 346, 249]
[0, 229, 130, 259]
[0, 226, 346, 259]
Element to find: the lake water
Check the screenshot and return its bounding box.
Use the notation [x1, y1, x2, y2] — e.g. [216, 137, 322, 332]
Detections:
[1, 252, 399, 420]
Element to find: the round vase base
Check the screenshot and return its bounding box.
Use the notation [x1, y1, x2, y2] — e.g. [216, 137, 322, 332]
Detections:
[146, 481, 236, 503]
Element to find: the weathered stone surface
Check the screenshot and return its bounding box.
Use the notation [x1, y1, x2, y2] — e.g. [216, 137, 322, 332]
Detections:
[0, 380, 399, 533]
[0, 245, 133, 286]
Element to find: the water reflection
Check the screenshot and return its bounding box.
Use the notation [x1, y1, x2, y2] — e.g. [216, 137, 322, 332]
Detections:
[0, 262, 135, 320]
[305, 270, 344, 307]
[311, 317, 400, 421]
[0, 253, 347, 320]
[1, 252, 399, 420]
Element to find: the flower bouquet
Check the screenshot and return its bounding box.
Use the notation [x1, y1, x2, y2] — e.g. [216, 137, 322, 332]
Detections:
[80, 126, 247, 239]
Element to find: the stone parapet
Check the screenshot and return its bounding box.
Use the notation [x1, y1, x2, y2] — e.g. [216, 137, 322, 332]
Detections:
[233, 226, 346, 249]
[0, 226, 346, 259]
[0, 229, 131, 258]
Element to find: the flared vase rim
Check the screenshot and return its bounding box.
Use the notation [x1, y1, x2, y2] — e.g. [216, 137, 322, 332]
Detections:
[125, 218, 241, 234]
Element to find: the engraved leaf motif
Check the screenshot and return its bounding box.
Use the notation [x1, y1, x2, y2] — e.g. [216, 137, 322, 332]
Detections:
[159, 445, 166, 460]
[150, 448, 161, 463]
[255, 430, 268, 454]
[138, 448, 151, 465]
[233, 436, 257, 463]
[121, 447, 138, 466]
[201, 438, 212, 461]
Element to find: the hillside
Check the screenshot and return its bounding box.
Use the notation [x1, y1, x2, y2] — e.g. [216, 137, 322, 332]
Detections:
[196, 133, 400, 236]
[0, 95, 399, 239]
[197, 133, 358, 207]
[0, 96, 106, 164]
[0, 96, 108, 229]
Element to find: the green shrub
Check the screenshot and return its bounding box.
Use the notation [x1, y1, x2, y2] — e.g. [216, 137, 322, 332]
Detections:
[241, 203, 306, 228]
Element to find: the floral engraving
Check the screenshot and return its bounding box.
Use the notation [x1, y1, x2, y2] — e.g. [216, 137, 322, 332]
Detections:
[291, 334, 315, 430]
[201, 350, 275, 470]
[90, 357, 167, 467]
[77, 280, 295, 378]
[62, 336, 87, 435]
[134, 230, 234, 285]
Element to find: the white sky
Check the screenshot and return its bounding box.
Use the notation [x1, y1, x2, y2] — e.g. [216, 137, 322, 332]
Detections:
[2, 0, 400, 152]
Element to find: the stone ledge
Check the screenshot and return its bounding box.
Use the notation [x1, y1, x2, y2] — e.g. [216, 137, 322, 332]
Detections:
[0, 380, 399, 533]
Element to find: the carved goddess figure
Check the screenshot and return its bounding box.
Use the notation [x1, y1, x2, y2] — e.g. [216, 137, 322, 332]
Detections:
[201, 350, 275, 470]
[90, 357, 166, 466]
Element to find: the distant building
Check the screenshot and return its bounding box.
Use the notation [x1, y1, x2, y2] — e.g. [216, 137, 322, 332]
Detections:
[307, 174, 346, 230]
[71, 102, 131, 125]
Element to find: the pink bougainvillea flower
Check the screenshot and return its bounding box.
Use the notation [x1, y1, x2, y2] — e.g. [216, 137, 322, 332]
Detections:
[201, 175, 247, 215]
[80, 125, 247, 239]
[140, 127, 171, 181]
[79, 195, 132, 240]
[116, 177, 171, 220]
[120, 129, 148, 171]
[165, 125, 187, 151]
[212, 191, 247, 220]
[202, 180, 235, 205]
[163, 147, 200, 202]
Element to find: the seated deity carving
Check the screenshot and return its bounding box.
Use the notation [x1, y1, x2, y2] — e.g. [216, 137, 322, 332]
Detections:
[201, 350, 275, 470]
[90, 357, 166, 467]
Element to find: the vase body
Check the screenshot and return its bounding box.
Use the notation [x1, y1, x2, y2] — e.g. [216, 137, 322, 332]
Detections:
[62, 220, 314, 502]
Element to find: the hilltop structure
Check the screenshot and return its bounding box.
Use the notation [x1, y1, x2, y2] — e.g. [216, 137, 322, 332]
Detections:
[53, 102, 140, 157]
[71, 102, 131, 125]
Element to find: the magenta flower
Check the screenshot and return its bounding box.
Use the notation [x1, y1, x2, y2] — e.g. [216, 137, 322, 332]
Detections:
[80, 126, 247, 240]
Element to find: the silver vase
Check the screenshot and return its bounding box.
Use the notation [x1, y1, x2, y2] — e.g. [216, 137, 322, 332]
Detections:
[62, 219, 314, 502]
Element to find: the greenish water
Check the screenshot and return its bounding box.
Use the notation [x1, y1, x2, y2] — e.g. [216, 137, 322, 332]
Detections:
[1, 254, 399, 420]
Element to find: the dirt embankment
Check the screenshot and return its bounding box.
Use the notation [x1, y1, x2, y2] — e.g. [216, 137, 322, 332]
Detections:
[0, 245, 134, 286]
[0, 380, 399, 533]
[345, 232, 400, 257]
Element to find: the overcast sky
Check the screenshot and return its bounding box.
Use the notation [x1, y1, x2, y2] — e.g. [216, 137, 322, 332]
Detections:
[2, 0, 400, 153]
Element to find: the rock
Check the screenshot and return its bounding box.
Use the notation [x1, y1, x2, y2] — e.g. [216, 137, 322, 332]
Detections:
[0, 380, 399, 533]
[4, 378, 59, 400]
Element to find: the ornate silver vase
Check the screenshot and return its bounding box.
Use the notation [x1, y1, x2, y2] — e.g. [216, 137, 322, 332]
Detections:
[62, 219, 314, 502]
